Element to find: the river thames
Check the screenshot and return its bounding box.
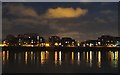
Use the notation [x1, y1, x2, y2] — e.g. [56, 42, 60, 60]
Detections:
[1, 47, 119, 74]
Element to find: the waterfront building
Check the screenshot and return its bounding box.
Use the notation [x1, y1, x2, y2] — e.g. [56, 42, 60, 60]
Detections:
[3, 34, 17, 46]
[23, 33, 45, 47]
[60, 37, 76, 47]
[48, 36, 60, 47]
[80, 40, 99, 47]
[97, 35, 120, 47]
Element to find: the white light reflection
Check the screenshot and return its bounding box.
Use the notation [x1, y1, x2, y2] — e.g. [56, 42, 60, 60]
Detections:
[89, 51, 92, 67]
[77, 52, 80, 65]
[30, 51, 33, 61]
[59, 51, 62, 65]
[97, 51, 101, 68]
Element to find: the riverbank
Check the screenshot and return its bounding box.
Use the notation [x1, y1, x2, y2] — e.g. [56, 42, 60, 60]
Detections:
[2, 46, 119, 51]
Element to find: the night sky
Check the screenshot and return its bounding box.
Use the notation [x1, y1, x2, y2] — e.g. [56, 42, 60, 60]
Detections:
[2, 2, 118, 41]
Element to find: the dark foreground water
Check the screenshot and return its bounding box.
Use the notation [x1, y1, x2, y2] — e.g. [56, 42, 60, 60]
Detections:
[1, 47, 119, 73]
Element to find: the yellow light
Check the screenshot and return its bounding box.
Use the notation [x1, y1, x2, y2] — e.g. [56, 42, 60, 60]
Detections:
[110, 51, 118, 68]
[98, 51, 101, 68]
[77, 52, 80, 65]
[86, 51, 89, 63]
[55, 43, 59, 46]
[45, 43, 50, 47]
[55, 51, 58, 65]
[41, 51, 45, 64]
[71, 52, 74, 64]
[45, 51, 49, 60]
[2, 51, 5, 64]
[25, 51, 28, 64]
[0, 44, 8, 47]
[115, 51, 118, 61]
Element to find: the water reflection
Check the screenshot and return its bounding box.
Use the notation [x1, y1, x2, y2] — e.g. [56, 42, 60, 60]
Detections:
[54, 51, 62, 65]
[54, 51, 57, 65]
[71, 52, 74, 64]
[97, 51, 101, 68]
[89, 51, 92, 67]
[77, 52, 80, 65]
[59, 51, 62, 65]
[108, 51, 118, 68]
[41, 51, 45, 64]
[86, 51, 89, 63]
[2, 51, 5, 64]
[2, 50, 119, 69]
[25, 51, 28, 64]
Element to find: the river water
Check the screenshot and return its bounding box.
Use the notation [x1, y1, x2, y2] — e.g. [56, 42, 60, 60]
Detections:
[1, 48, 119, 73]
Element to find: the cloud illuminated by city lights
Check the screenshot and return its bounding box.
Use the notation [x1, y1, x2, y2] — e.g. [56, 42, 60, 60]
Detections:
[46, 7, 88, 18]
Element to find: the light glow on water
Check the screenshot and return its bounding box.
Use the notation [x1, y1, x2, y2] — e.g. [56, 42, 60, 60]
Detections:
[2, 49, 119, 73]
[55, 51, 58, 65]
[89, 51, 92, 67]
[41, 51, 45, 64]
[71, 52, 74, 64]
[97, 51, 101, 68]
[77, 52, 80, 65]
[2, 51, 5, 64]
[59, 51, 62, 65]
[86, 51, 89, 63]
[6, 51, 9, 61]
[25, 51, 28, 64]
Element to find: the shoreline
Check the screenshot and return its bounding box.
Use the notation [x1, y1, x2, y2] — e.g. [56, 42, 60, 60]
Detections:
[2, 46, 119, 51]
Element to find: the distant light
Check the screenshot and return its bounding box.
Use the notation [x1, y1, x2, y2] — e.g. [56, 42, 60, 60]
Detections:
[37, 36, 39, 40]
[96, 44, 98, 46]
[45, 43, 50, 47]
[55, 43, 59, 46]
[3, 41, 6, 44]
[98, 42, 101, 45]
[83, 44, 85, 47]
[59, 43, 61, 45]
[65, 41, 68, 43]
[90, 43, 93, 47]
[77, 43, 80, 46]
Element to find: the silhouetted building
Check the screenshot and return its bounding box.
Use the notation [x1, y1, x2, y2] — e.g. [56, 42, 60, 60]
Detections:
[80, 40, 99, 47]
[3, 34, 17, 46]
[97, 35, 120, 47]
[22, 33, 45, 46]
[60, 37, 76, 47]
[48, 36, 60, 47]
